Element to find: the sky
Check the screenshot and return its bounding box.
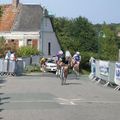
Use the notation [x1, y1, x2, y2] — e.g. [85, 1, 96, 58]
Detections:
[0, 0, 120, 24]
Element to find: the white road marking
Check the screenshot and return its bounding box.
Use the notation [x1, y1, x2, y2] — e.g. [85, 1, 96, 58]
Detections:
[55, 98, 76, 105]
[9, 100, 56, 103]
[4, 98, 120, 106]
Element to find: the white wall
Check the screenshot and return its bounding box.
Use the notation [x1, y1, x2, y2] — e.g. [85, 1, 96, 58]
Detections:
[0, 32, 40, 49]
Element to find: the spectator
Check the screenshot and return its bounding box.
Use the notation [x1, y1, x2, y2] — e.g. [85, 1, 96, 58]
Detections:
[5, 50, 11, 60]
[10, 51, 16, 61]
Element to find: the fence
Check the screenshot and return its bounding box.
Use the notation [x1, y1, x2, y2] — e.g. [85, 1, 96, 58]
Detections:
[0, 59, 23, 76]
[22, 55, 41, 68]
[0, 55, 41, 76]
[90, 59, 120, 90]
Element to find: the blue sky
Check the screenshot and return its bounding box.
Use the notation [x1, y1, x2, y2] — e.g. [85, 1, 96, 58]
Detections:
[0, 0, 120, 24]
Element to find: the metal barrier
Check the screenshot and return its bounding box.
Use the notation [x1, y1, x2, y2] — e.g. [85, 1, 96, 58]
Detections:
[0, 55, 40, 76]
[0, 59, 4, 74]
[22, 57, 31, 67]
[90, 59, 120, 90]
[108, 62, 116, 84]
[22, 55, 41, 67]
[0, 59, 23, 76]
[15, 60, 24, 76]
[31, 55, 41, 65]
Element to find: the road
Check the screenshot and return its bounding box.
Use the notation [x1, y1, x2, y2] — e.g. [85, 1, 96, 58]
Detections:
[0, 72, 120, 120]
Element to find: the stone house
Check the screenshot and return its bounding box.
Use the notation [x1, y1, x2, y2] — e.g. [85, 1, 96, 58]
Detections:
[0, 0, 61, 57]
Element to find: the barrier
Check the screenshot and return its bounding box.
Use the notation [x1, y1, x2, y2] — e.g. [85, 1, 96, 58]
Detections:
[15, 60, 24, 75]
[108, 62, 116, 84]
[0, 55, 40, 76]
[22, 57, 31, 67]
[22, 55, 41, 67]
[89, 59, 120, 90]
[0, 59, 4, 73]
[31, 55, 41, 65]
[0, 59, 23, 76]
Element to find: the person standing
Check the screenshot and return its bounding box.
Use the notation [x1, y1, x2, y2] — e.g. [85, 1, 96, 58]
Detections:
[5, 50, 11, 73]
[5, 50, 11, 60]
[10, 51, 16, 61]
[9, 51, 16, 76]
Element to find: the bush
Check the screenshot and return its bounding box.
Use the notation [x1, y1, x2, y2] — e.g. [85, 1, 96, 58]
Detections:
[25, 64, 41, 73]
[17, 46, 40, 57]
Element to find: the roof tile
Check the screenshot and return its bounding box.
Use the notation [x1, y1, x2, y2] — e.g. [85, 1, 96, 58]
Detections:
[0, 5, 17, 32]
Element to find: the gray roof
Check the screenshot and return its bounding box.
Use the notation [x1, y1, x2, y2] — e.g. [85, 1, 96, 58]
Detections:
[12, 5, 43, 31]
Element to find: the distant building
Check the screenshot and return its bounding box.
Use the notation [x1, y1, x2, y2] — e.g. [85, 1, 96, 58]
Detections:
[0, 0, 61, 57]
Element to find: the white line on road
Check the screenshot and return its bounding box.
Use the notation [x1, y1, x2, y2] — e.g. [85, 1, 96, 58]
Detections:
[5, 99, 120, 105]
[55, 98, 76, 105]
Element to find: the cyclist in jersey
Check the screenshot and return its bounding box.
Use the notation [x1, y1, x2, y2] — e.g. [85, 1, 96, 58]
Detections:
[40, 57, 47, 72]
[65, 50, 72, 65]
[71, 51, 81, 76]
[73, 51, 81, 64]
[56, 50, 69, 82]
[56, 50, 66, 65]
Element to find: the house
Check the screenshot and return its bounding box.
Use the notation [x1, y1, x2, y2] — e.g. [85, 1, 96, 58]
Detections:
[0, 0, 61, 58]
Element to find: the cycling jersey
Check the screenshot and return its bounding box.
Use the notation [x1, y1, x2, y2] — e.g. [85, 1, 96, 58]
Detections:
[40, 57, 46, 65]
[59, 54, 66, 63]
[73, 54, 81, 62]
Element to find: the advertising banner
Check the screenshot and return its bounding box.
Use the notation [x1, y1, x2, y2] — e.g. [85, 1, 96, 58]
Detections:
[114, 62, 120, 85]
[99, 60, 109, 76]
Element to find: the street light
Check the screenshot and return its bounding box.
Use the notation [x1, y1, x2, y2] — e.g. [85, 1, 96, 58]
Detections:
[98, 31, 106, 59]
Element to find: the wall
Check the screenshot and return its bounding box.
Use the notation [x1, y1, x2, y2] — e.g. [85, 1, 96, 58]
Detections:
[0, 31, 40, 49]
[40, 17, 61, 58]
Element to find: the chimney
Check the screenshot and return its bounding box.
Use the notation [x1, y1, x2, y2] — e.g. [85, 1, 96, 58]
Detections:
[12, 0, 19, 10]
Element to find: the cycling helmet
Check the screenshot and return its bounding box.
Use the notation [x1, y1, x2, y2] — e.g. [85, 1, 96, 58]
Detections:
[76, 51, 80, 55]
[59, 50, 63, 55]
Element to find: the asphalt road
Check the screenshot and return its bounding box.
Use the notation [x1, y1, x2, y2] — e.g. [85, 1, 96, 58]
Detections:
[0, 72, 120, 120]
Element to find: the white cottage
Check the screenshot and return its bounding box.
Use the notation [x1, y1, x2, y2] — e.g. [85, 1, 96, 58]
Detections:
[0, 0, 61, 57]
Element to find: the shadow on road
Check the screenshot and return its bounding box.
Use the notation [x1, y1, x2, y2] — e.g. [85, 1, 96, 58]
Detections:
[0, 79, 7, 84]
[63, 82, 82, 86]
[0, 117, 3, 119]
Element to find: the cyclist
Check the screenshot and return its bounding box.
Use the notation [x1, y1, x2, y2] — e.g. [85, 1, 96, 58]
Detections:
[40, 57, 47, 72]
[56, 50, 64, 74]
[56, 50, 69, 85]
[65, 50, 72, 65]
[73, 51, 81, 65]
[72, 51, 81, 76]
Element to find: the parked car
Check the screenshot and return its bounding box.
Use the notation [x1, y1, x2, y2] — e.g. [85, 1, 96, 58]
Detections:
[45, 59, 57, 72]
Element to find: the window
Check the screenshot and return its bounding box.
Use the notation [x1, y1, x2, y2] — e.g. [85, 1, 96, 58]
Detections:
[48, 42, 51, 55]
[11, 39, 15, 42]
[27, 39, 32, 46]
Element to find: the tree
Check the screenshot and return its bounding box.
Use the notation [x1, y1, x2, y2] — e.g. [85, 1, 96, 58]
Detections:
[52, 16, 98, 54]
[72, 16, 98, 52]
[0, 37, 6, 57]
[99, 24, 118, 60]
[0, 6, 3, 17]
